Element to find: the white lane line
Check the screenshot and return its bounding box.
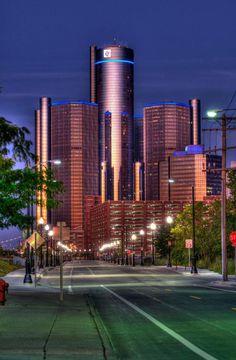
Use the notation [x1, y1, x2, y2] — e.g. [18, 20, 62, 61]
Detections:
[196, 285, 236, 294]
[68, 264, 74, 294]
[101, 285, 218, 360]
[87, 267, 95, 276]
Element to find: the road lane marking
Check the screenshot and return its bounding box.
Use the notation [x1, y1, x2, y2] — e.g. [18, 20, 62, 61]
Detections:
[101, 285, 218, 360]
[87, 267, 95, 275]
[68, 263, 74, 294]
[190, 296, 201, 300]
[197, 285, 236, 294]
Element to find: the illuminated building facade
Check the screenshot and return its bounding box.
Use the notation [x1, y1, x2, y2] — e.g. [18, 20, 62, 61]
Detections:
[159, 147, 221, 201]
[35, 96, 51, 224]
[144, 101, 191, 200]
[90, 44, 134, 201]
[50, 101, 99, 247]
[89, 200, 184, 257]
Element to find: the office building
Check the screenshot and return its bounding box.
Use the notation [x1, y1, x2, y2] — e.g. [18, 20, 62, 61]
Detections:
[35, 96, 51, 224]
[50, 101, 99, 247]
[159, 146, 221, 201]
[90, 44, 134, 201]
[144, 101, 197, 200]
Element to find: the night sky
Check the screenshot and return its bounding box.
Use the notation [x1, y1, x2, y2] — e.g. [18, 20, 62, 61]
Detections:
[1, 0, 236, 245]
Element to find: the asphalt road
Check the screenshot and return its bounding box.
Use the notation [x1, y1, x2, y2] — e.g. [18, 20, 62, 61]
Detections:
[2, 260, 236, 360]
[42, 260, 236, 360]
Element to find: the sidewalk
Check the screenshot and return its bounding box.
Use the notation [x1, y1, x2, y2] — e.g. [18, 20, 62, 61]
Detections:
[0, 267, 115, 360]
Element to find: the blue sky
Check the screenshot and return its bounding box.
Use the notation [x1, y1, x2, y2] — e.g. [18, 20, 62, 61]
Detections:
[1, 0, 236, 245]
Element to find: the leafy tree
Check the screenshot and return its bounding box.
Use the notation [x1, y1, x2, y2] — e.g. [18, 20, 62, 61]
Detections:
[0, 117, 63, 230]
[156, 224, 172, 257]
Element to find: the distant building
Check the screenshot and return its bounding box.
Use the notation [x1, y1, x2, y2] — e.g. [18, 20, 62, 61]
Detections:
[90, 200, 184, 257]
[90, 44, 134, 200]
[159, 147, 221, 201]
[144, 101, 192, 200]
[49, 101, 99, 248]
[134, 116, 144, 163]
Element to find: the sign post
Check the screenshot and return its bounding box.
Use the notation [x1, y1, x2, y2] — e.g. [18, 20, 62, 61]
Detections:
[185, 239, 193, 268]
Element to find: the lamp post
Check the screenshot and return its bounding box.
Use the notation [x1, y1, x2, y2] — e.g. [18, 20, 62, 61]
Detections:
[23, 241, 32, 283]
[38, 217, 44, 269]
[166, 216, 173, 268]
[131, 234, 137, 267]
[48, 230, 54, 266]
[150, 223, 157, 265]
[140, 229, 145, 266]
[44, 224, 50, 267]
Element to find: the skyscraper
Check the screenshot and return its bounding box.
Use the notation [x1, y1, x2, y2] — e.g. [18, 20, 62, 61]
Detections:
[144, 101, 191, 200]
[90, 44, 134, 201]
[35, 96, 51, 224]
[50, 101, 99, 246]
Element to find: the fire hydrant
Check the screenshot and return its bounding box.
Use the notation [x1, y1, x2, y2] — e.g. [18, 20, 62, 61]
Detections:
[0, 279, 9, 305]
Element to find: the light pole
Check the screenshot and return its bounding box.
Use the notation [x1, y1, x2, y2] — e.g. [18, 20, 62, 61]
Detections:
[48, 230, 54, 266]
[131, 234, 137, 267]
[150, 223, 157, 265]
[38, 217, 44, 269]
[166, 216, 173, 268]
[44, 224, 50, 267]
[140, 229, 145, 266]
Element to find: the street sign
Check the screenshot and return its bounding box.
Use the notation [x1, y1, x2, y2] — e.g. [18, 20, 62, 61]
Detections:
[185, 239, 193, 249]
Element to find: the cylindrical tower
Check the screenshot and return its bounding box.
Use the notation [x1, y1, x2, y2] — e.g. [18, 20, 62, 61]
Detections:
[189, 98, 201, 145]
[91, 44, 134, 201]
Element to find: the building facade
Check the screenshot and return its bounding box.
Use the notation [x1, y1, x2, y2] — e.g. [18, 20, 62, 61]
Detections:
[144, 102, 191, 200]
[90, 44, 134, 201]
[49, 101, 99, 247]
[35, 96, 51, 224]
[159, 148, 222, 202]
[90, 200, 184, 257]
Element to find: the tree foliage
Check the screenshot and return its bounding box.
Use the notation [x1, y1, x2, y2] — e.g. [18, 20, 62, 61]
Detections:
[0, 117, 63, 230]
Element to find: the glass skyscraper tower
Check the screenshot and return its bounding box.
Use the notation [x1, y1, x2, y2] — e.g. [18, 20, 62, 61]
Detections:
[90, 44, 134, 201]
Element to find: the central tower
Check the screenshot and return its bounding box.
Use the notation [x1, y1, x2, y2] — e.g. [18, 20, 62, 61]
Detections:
[90, 44, 134, 201]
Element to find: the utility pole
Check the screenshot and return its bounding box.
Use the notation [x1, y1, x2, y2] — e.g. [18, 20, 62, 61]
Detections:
[221, 115, 227, 281]
[59, 221, 63, 302]
[191, 186, 198, 274]
[204, 110, 236, 281]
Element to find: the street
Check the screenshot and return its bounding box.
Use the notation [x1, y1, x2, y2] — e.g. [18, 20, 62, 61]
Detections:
[1, 260, 236, 359]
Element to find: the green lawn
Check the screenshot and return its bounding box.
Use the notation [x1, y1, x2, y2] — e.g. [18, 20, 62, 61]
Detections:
[0, 259, 22, 277]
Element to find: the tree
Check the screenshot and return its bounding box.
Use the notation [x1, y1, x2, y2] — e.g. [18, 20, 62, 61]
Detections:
[0, 117, 63, 230]
[156, 224, 172, 258]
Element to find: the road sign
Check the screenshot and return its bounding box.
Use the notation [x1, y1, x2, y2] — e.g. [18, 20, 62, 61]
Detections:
[185, 239, 193, 249]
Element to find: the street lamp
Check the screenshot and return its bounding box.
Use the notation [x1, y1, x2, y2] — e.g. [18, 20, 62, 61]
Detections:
[48, 229, 54, 266]
[140, 229, 145, 266]
[38, 217, 44, 269]
[166, 216, 173, 267]
[131, 234, 137, 267]
[150, 223, 157, 265]
[44, 224, 50, 267]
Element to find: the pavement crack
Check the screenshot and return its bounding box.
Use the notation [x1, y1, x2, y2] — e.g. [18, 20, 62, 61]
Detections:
[42, 308, 60, 359]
